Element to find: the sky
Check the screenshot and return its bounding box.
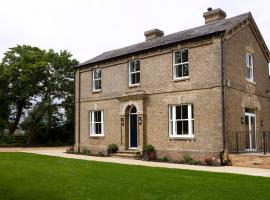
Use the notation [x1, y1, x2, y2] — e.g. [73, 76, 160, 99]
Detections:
[0, 0, 270, 64]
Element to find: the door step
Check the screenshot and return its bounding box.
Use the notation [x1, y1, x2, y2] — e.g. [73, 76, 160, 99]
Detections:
[111, 150, 141, 160]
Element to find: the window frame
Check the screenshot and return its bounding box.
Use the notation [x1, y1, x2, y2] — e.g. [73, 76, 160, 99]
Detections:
[92, 68, 102, 92]
[128, 60, 140, 86]
[173, 49, 189, 80]
[89, 110, 104, 137]
[169, 104, 194, 138]
[246, 52, 254, 82]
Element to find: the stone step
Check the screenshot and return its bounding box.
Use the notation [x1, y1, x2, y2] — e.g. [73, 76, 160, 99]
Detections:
[111, 151, 142, 160]
[116, 151, 141, 156]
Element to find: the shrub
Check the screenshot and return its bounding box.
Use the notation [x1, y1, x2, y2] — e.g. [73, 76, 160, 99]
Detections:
[143, 144, 155, 153]
[142, 144, 156, 161]
[158, 156, 169, 162]
[66, 146, 74, 153]
[181, 152, 199, 165]
[107, 144, 118, 154]
[82, 149, 91, 155]
[205, 157, 214, 166]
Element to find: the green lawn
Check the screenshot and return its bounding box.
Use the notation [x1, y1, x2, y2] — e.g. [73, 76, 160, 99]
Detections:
[0, 153, 269, 200]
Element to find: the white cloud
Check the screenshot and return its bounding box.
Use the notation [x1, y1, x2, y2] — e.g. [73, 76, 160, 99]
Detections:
[0, 0, 269, 63]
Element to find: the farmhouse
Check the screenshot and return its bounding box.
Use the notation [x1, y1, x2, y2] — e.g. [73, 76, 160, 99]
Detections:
[74, 8, 270, 165]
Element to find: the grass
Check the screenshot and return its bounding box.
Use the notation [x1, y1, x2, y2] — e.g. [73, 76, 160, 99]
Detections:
[0, 153, 269, 200]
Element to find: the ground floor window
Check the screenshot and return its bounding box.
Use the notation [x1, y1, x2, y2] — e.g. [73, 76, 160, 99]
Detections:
[169, 104, 194, 138]
[89, 110, 104, 136]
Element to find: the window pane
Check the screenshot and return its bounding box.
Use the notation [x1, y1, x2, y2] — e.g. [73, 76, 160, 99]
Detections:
[95, 123, 101, 134]
[176, 106, 181, 119]
[135, 72, 140, 84]
[169, 106, 173, 120]
[94, 80, 101, 90]
[248, 55, 252, 66]
[170, 121, 173, 135]
[175, 65, 182, 78]
[130, 61, 135, 72]
[192, 120, 194, 134]
[182, 64, 189, 77]
[176, 121, 182, 135]
[182, 50, 188, 63]
[95, 111, 101, 122]
[134, 61, 140, 71]
[94, 69, 101, 79]
[174, 52, 181, 64]
[183, 121, 189, 135]
[191, 105, 194, 119]
[182, 105, 188, 119]
[130, 73, 136, 84]
[247, 67, 252, 79]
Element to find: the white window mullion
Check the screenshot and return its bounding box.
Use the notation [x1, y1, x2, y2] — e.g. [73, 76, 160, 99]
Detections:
[188, 105, 193, 136]
[173, 106, 176, 136]
[101, 111, 104, 135]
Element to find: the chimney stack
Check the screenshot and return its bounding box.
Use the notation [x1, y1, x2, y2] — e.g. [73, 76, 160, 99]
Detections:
[144, 29, 164, 41]
[203, 8, 227, 24]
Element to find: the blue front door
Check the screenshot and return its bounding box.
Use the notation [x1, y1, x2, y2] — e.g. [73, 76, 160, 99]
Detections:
[130, 114, 137, 148]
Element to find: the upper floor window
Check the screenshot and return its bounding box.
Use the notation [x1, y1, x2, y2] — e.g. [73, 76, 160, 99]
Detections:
[246, 52, 254, 82]
[93, 68, 102, 91]
[89, 110, 104, 136]
[129, 60, 140, 86]
[173, 50, 189, 80]
[169, 104, 194, 138]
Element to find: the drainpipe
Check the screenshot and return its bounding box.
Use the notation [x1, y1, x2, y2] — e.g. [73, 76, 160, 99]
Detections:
[77, 69, 81, 152]
[220, 33, 226, 165]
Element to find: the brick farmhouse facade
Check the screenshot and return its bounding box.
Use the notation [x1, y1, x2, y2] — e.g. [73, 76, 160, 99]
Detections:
[74, 8, 270, 162]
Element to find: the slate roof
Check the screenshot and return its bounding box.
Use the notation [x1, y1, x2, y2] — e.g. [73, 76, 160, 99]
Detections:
[76, 12, 252, 67]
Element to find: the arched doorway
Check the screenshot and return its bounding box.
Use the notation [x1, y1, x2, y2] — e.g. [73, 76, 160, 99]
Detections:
[129, 105, 138, 149]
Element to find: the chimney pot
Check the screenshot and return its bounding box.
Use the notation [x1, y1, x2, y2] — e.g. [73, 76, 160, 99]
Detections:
[144, 29, 164, 41]
[203, 8, 227, 24]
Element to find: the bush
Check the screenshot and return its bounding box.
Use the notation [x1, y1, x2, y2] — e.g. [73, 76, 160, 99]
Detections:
[82, 149, 91, 155]
[0, 135, 27, 146]
[142, 144, 156, 161]
[107, 144, 118, 154]
[143, 144, 155, 153]
[181, 152, 199, 165]
[205, 157, 214, 166]
[66, 146, 75, 153]
[158, 156, 169, 162]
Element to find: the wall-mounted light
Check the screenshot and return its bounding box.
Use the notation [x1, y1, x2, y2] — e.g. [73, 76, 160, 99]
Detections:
[260, 120, 263, 127]
[121, 118, 124, 126]
[138, 117, 142, 125]
[241, 117, 244, 124]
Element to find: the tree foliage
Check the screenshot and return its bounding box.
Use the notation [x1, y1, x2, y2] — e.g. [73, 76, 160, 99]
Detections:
[0, 45, 78, 145]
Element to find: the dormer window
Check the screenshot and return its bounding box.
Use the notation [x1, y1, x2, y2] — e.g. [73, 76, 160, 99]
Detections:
[129, 60, 140, 86]
[246, 52, 254, 82]
[173, 50, 189, 80]
[93, 68, 102, 91]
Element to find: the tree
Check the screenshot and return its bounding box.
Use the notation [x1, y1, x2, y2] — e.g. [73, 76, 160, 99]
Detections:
[0, 45, 47, 135]
[20, 49, 78, 144]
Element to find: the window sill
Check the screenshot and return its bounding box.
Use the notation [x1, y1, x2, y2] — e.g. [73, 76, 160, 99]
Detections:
[92, 89, 102, 94]
[169, 136, 194, 140]
[89, 135, 104, 138]
[246, 79, 256, 85]
[173, 77, 189, 82]
[129, 83, 141, 88]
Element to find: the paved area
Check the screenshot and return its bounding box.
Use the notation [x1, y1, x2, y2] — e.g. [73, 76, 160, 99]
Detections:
[1, 147, 270, 177]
